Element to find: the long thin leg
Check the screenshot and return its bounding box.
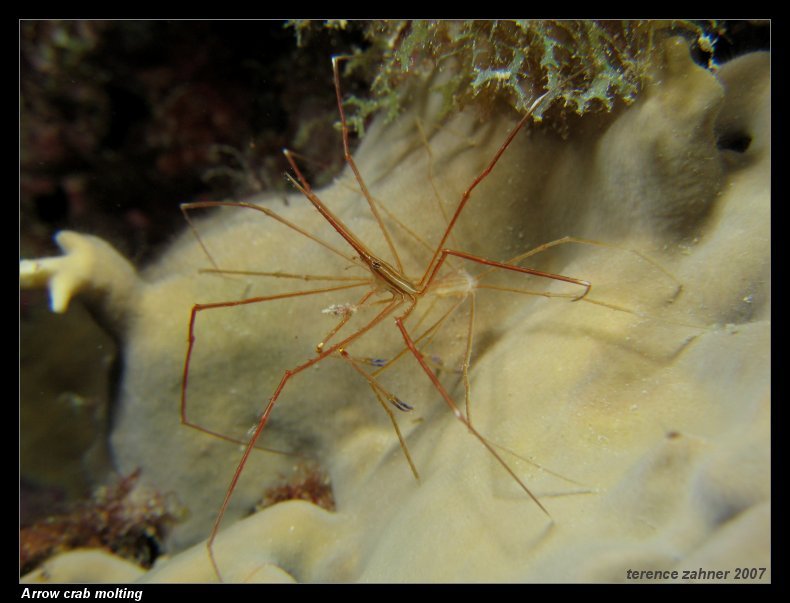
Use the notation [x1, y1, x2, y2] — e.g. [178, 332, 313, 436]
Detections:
[394, 314, 551, 518]
[338, 350, 420, 481]
[467, 238, 705, 330]
[181, 200, 362, 269]
[331, 56, 404, 273]
[423, 248, 592, 301]
[181, 282, 369, 446]
[418, 90, 553, 289]
[391, 245, 593, 514]
[370, 296, 467, 378]
[481, 235, 683, 293]
[461, 294, 475, 425]
[206, 296, 404, 580]
[197, 267, 371, 284]
[430, 248, 590, 433]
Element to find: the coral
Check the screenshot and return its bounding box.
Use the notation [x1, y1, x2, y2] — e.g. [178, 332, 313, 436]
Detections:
[256, 464, 335, 513]
[20, 31, 769, 584]
[20, 471, 180, 577]
[21, 550, 145, 584]
[293, 20, 713, 135]
[20, 231, 140, 321]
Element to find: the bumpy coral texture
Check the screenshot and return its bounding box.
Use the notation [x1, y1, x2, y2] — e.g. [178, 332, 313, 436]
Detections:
[21, 39, 769, 583]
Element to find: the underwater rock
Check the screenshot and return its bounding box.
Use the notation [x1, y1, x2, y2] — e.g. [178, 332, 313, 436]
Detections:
[21, 39, 769, 582]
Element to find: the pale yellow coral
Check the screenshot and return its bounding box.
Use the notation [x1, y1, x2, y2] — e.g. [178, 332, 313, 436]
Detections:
[20, 231, 140, 326]
[21, 550, 145, 584]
